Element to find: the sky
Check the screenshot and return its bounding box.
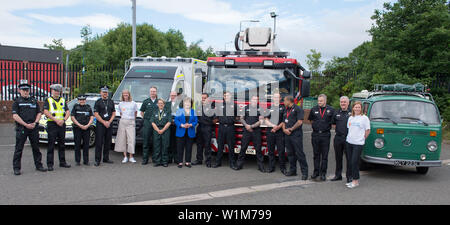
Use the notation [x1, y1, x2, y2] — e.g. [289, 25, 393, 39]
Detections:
[0, 0, 394, 69]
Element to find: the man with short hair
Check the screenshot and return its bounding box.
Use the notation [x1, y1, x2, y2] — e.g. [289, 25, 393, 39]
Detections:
[193, 93, 216, 167]
[12, 80, 47, 175]
[214, 91, 238, 168]
[43, 83, 71, 171]
[141, 86, 158, 165]
[282, 96, 308, 180]
[235, 95, 264, 172]
[331, 96, 351, 182]
[308, 94, 335, 181]
[94, 86, 116, 166]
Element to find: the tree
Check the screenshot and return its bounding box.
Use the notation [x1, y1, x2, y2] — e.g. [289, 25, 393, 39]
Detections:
[306, 49, 324, 72]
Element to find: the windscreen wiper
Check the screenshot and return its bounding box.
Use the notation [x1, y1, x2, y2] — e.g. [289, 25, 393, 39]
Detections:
[400, 117, 429, 126]
[371, 117, 398, 125]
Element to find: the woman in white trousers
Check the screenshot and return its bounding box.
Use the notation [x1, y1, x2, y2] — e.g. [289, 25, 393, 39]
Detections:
[114, 90, 138, 163]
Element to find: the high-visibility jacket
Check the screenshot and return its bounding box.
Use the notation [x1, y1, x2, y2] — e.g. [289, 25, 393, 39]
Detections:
[47, 97, 65, 121]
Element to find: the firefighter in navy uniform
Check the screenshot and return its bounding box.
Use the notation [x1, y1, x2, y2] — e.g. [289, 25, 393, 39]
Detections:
[308, 94, 335, 181]
[71, 94, 94, 166]
[11, 81, 47, 175]
[235, 95, 265, 172]
[214, 91, 238, 168]
[331, 96, 351, 182]
[43, 84, 71, 171]
[263, 92, 287, 174]
[193, 93, 216, 167]
[282, 96, 308, 180]
[94, 86, 116, 166]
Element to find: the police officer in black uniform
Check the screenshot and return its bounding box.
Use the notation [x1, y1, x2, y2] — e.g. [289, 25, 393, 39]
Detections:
[331, 96, 351, 182]
[282, 96, 308, 180]
[94, 86, 116, 166]
[71, 94, 94, 166]
[193, 93, 216, 167]
[12, 80, 47, 175]
[263, 92, 287, 174]
[214, 91, 238, 168]
[235, 95, 264, 172]
[43, 84, 71, 171]
[308, 94, 335, 181]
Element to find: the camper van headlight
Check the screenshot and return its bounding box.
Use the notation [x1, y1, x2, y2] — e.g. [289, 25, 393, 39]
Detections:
[427, 141, 437, 152]
[374, 138, 384, 149]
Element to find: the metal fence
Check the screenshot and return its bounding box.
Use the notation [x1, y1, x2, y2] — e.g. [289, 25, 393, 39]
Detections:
[0, 60, 123, 102]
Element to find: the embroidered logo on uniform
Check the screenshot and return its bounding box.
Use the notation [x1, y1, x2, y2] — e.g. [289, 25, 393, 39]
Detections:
[314, 111, 319, 114]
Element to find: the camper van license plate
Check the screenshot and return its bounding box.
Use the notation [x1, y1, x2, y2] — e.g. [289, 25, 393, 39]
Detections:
[394, 160, 419, 166]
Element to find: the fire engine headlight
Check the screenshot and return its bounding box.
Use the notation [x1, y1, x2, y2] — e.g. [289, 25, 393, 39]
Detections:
[374, 138, 384, 149]
[427, 141, 437, 152]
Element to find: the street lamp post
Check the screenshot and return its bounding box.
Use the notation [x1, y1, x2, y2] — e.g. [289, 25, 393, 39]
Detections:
[131, 0, 136, 57]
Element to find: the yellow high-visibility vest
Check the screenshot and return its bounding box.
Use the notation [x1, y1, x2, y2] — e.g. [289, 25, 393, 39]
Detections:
[47, 97, 65, 121]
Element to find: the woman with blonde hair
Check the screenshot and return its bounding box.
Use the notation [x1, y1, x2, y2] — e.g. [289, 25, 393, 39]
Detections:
[346, 101, 370, 188]
[114, 89, 138, 163]
[174, 97, 198, 168]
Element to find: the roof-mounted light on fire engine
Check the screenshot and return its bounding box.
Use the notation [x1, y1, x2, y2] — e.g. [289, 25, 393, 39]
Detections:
[263, 60, 274, 66]
[225, 59, 235, 66]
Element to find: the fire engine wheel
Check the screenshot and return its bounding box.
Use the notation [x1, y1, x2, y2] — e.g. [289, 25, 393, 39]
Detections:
[416, 167, 429, 175]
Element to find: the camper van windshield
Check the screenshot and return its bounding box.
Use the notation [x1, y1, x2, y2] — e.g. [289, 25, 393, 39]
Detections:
[370, 100, 440, 125]
[112, 78, 173, 102]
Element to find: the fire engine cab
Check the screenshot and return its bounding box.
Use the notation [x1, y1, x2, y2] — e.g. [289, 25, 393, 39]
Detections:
[205, 25, 311, 156]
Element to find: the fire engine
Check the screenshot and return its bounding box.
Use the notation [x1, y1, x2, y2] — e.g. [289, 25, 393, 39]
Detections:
[205, 25, 311, 156]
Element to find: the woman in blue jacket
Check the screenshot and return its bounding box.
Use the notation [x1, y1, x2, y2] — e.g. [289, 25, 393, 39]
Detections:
[175, 97, 198, 168]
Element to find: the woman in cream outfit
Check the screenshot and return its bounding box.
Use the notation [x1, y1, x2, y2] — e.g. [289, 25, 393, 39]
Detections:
[114, 90, 138, 163]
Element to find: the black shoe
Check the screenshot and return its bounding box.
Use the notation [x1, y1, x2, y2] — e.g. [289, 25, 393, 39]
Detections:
[258, 166, 266, 173]
[192, 160, 202, 165]
[185, 163, 192, 168]
[154, 163, 161, 167]
[14, 169, 21, 175]
[60, 163, 71, 168]
[76, 162, 81, 166]
[177, 164, 183, 168]
[141, 160, 148, 165]
[301, 175, 308, 180]
[47, 166, 54, 171]
[206, 162, 212, 168]
[83, 162, 90, 166]
[212, 164, 221, 168]
[36, 167, 47, 172]
[163, 163, 168, 167]
[331, 176, 342, 181]
[232, 166, 242, 171]
[267, 168, 275, 173]
[311, 174, 319, 180]
[285, 171, 297, 176]
[280, 168, 287, 175]
[94, 162, 100, 167]
[103, 160, 114, 164]
[320, 175, 326, 181]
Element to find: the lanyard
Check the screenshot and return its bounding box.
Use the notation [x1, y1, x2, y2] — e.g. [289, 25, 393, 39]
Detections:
[319, 107, 326, 119]
[286, 107, 293, 119]
[103, 99, 108, 113]
[158, 110, 163, 121]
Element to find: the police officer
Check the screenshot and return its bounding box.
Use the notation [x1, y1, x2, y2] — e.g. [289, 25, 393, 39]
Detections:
[193, 93, 216, 167]
[12, 80, 47, 175]
[214, 91, 238, 168]
[308, 94, 335, 181]
[94, 86, 116, 166]
[263, 92, 287, 174]
[235, 95, 264, 172]
[140, 86, 158, 165]
[151, 99, 172, 167]
[282, 96, 308, 180]
[71, 94, 94, 166]
[331, 96, 351, 182]
[43, 84, 71, 171]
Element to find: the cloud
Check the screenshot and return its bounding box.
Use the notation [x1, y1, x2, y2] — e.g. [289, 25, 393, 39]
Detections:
[27, 13, 122, 30]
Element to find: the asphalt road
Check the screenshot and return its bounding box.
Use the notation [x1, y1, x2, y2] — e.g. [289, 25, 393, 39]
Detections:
[1, 123, 449, 205]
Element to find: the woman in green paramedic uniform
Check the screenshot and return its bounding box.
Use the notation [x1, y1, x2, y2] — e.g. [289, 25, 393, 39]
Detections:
[150, 99, 172, 167]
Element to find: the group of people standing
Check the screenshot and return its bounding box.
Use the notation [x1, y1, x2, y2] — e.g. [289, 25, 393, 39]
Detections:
[12, 81, 370, 188]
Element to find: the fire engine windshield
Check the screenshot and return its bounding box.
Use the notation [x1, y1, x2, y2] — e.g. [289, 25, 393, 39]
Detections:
[206, 67, 292, 101]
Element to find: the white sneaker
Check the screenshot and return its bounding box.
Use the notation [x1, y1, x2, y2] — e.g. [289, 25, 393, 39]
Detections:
[129, 157, 136, 163]
[122, 157, 128, 163]
[347, 183, 359, 189]
[346, 182, 352, 187]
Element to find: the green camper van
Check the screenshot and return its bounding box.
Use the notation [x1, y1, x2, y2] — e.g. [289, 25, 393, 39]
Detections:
[351, 83, 442, 175]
